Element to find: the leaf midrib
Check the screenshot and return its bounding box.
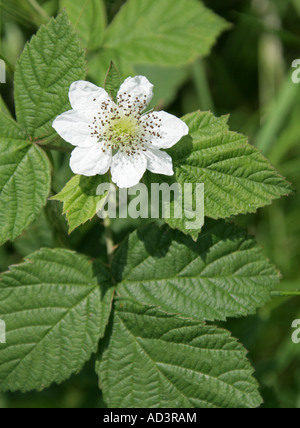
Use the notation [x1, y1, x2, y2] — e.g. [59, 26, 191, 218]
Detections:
[117, 313, 257, 408]
[0, 286, 98, 387]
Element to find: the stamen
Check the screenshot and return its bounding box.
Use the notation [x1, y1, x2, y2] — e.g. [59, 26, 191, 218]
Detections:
[87, 94, 163, 156]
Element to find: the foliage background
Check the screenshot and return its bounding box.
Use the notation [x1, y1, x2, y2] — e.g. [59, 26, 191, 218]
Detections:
[0, 0, 299, 408]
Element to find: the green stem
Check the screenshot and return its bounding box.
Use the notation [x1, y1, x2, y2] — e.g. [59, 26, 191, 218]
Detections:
[104, 216, 114, 265]
[271, 291, 300, 297]
[27, 0, 50, 21]
[255, 74, 297, 153]
[192, 59, 215, 112]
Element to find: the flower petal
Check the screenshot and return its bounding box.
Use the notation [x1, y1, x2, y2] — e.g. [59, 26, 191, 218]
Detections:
[142, 111, 189, 149]
[69, 80, 111, 112]
[144, 147, 174, 176]
[117, 76, 154, 113]
[111, 151, 147, 188]
[52, 110, 97, 147]
[70, 144, 112, 176]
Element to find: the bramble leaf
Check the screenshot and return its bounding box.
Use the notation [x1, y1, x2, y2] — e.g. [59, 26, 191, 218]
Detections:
[97, 301, 262, 408]
[104, 0, 228, 66]
[14, 12, 86, 140]
[0, 113, 51, 245]
[88, 0, 228, 94]
[60, 0, 107, 50]
[114, 221, 280, 322]
[51, 174, 109, 233]
[0, 248, 114, 392]
[145, 110, 293, 238]
[174, 111, 293, 218]
[104, 61, 122, 102]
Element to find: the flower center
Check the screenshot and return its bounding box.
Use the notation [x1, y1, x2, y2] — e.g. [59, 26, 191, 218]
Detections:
[88, 95, 163, 156]
[109, 117, 138, 141]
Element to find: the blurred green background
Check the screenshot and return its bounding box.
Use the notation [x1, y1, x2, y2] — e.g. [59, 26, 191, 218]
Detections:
[0, 0, 300, 408]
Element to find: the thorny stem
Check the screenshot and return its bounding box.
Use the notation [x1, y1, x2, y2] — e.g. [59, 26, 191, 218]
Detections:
[104, 216, 114, 266]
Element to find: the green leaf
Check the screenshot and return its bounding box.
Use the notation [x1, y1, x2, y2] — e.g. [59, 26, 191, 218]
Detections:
[146, 110, 293, 237]
[0, 95, 12, 117]
[178, 111, 293, 215]
[97, 301, 262, 408]
[104, 61, 122, 102]
[0, 113, 51, 245]
[0, 248, 114, 392]
[103, 0, 229, 66]
[51, 174, 109, 233]
[14, 12, 86, 141]
[60, 0, 106, 50]
[114, 221, 280, 322]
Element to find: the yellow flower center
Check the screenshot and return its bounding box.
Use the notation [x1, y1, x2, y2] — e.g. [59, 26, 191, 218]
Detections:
[88, 98, 162, 156]
[110, 117, 139, 141]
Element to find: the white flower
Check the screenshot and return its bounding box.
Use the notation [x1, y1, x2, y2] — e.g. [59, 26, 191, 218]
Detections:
[52, 76, 189, 188]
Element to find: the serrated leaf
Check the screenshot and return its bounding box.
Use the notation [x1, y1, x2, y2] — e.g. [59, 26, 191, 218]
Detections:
[104, 61, 121, 102]
[0, 248, 114, 392]
[97, 301, 262, 408]
[60, 0, 106, 50]
[145, 110, 293, 237]
[104, 0, 228, 66]
[114, 221, 280, 322]
[175, 111, 293, 217]
[14, 12, 86, 141]
[51, 174, 109, 233]
[0, 95, 12, 117]
[0, 113, 51, 245]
